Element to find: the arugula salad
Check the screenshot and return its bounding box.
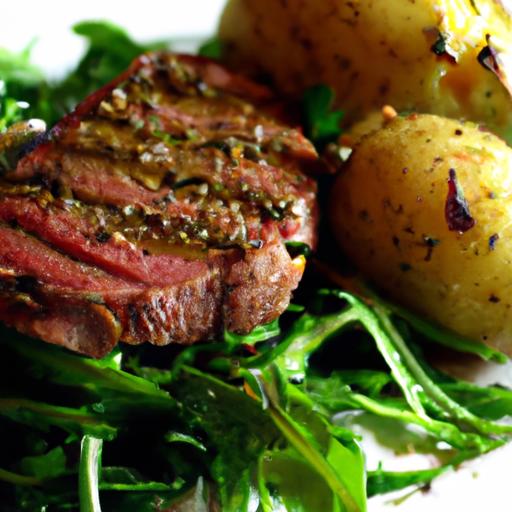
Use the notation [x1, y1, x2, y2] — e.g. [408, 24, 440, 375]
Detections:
[1, 21, 512, 512]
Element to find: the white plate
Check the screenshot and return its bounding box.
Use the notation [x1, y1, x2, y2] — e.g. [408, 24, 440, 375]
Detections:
[2, 2, 512, 510]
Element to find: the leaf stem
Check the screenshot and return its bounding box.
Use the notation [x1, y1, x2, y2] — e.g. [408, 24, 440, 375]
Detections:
[347, 393, 499, 452]
[79, 435, 103, 512]
[372, 302, 512, 436]
[0, 467, 41, 487]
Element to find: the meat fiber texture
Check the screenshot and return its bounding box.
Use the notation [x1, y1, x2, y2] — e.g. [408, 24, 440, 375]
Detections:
[0, 53, 318, 357]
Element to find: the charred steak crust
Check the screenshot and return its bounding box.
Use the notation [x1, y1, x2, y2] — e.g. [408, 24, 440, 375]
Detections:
[0, 52, 318, 357]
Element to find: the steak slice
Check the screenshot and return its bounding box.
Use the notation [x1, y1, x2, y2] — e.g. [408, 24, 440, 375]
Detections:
[0, 52, 318, 357]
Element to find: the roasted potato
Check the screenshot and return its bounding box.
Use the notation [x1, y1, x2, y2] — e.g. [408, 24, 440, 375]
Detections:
[330, 113, 512, 354]
[219, 0, 512, 141]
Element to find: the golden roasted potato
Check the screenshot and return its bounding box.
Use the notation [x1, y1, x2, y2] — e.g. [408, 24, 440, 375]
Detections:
[219, 0, 512, 140]
[330, 114, 512, 354]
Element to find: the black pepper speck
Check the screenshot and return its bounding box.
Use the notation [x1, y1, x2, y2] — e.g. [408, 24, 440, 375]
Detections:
[489, 233, 499, 251]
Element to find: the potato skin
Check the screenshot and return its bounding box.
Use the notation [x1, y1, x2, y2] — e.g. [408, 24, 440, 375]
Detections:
[330, 114, 512, 354]
[219, 0, 512, 140]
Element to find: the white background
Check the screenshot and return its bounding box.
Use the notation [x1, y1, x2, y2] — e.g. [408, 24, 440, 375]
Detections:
[0, 0, 227, 77]
[1, 1, 512, 511]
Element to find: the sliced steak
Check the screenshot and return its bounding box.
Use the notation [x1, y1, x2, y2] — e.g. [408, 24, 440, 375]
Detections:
[0, 52, 318, 357]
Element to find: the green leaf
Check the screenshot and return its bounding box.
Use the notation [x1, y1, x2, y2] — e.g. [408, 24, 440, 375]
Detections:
[276, 309, 358, 381]
[72, 21, 143, 55]
[267, 395, 365, 511]
[0, 45, 44, 86]
[48, 20, 169, 122]
[170, 366, 279, 512]
[99, 465, 186, 492]
[0, 467, 42, 487]
[198, 37, 224, 59]
[367, 466, 449, 497]
[1, 330, 169, 400]
[260, 449, 342, 511]
[0, 97, 28, 132]
[302, 85, 344, 144]
[326, 438, 366, 512]
[322, 290, 512, 437]
[224, 318, 281, 348]
[0, 398, 117, 440]
[285, 241, 313, 258]
[320, 370, 393, 398]
[164, 431, 207, 452]
[100, 477, 212, 512]
[319, 388, 496, 452]
[245, 308, 358, 373]
[20, 447, 67, 480]
[366, 446, 485, 497]
[441, 381, 512, 421]
[0, 44, 53, 124]
[386, 299, 508, 363]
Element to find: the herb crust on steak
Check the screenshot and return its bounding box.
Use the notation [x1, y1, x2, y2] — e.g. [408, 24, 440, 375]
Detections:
[0, 52, 318, 357]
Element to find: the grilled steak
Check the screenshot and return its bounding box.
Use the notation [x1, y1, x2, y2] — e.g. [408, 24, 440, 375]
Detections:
[0, 53, 318, 357]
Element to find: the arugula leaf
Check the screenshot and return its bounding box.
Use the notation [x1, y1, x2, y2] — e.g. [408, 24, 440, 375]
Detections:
[286, 240, 313, 258]
[0, 398, 117, 440]
[164, 431, 207, 452]
[46, 21, 169, 123]
[253, 290, 508, 456]
[198, 37, 224, 59]
[441, 381, 512, 421]
[366, 446, 486, 497]
[0, 44, 43, 87]
[0, 43, 56, 125]
[0, 94, 28, 133]
[321, 269, 507, 364]
[0, 468, 41, 487]
[321, 370, 393, 398]
[384, 298, 508, 363]
[366, 298, 512, 437]
[267, 402, 364, 512]
[170, 366, 278, 512]
[20, 447, 67, 480]
[308, 290, 512, 438]
[367, 466, 449, 497]
[100, 466, 186, 493]
[249, 369, 367, 512]
[260, 449, 343, 511]
[224, 318, 281, 347]
[244, 308, 358, 373]
[303, 84, 344, 144]
[309, 383, 498, 452]
[100, 477, 212, 511]
[1, 329, 169, 400]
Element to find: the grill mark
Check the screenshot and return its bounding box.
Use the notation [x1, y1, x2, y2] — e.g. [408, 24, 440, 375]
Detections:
[127, 303, 140, 337]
